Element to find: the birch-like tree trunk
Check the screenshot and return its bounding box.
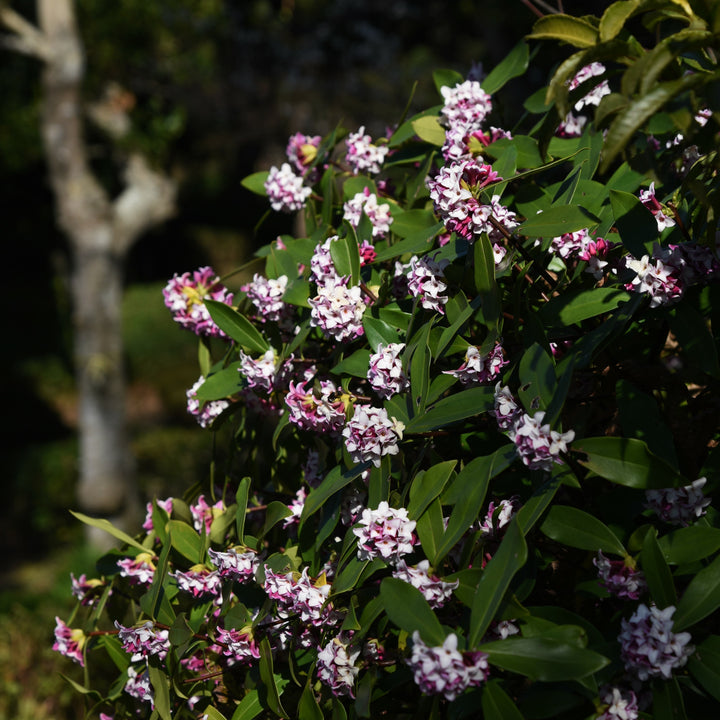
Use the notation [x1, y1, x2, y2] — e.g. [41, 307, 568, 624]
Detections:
[1, 0, 177, 546]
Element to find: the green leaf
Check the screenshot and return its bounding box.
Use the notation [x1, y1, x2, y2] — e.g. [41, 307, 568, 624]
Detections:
[258, 637, 290, 719]
[404, 386, 494, 433]
[540, 288, 633, 326]
[541, 505, 626, 556]
[688, 636, 720, 704]
[205, 301, 269, 353]
[600, 74, 706, 173]
[433, 68, 465, 96]
[659, 526, 720, 565]
[380, 577, 446, 646]
[651, 677, 687, 720]
[363, 314, 401, 349]
[526, 14, 600, 48]
[642, 527, 677, 609]
[408, 321, 432, 416]
[480, 637, 610, 681]
[141, 532, 173, 621]
[481, 41, 530, 95]
[69, 511, 147, 552]
[416, 497, 445, 562]
[518, 342, 556, 413]
[148, 664, 172, 720]
[329, 234, 360, 285]
[204, 709, 229, 720]
[516, 474, 563, 535]
[301, 463, 372, 527]
[168, 519, 204, 564]
[435, 446, 515, 563]
[599, 0, 640, 41]
[674, 553, 720, 632]
[482, 679, 525, 720]
[196, 362, 243, 401]
[236, 477, 251, 545]
[668, 302, 720, 379]
[518, 204, 600, 237]
[486, 135, 544, 169]
[231, 690, 263, 720]
[391, 209, 439, 238]
[241, 171, 269, 196]
[469, 519, 528, 647]
[608, 189, 659, 256]
[572, 437, 684, 489]
[258, 501, 293, 540]
[332, 558, 382, 596]
[283, 278, 311, 308]
[411, 116, 445, 147]
[299, 676, 324, 720]
[408, 461, 456, 521]
[98, 635, 130, 673]
[331, 348, 371, 378]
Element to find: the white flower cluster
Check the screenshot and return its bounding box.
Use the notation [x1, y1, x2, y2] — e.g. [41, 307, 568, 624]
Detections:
[207, 547, 259, 582]
[444, 343, 507, 385]
[618, 604, 693, 681]
[309, 279, 366, 342]
[310, 236, 340, 285]
[242, 273, 290, 323]
[440, 80, 492, 132]
[186, 375, 230, 428]
[596, 686, 639, 720]
[115, 621, 170, 663]
[392, 560, 458, 608]
[317, 635, 361, 697]
[264, 163, 312, 212]
[343, 405, 404, 468]
[624, 253, 683, 308]
[263, 566, 332, 626]
[345, 126, 388, 175]
[407, 254, 449, 313]
[239, 349, 281, 392]
[343, 189, 393, 238]
[509, 410, 575, 472]
[367, 342, 409, 399]
[408, 632, 489, 702]
[353, 501, 416, 563]
[645, 477, 711, 525]
[558, 62, 611, 137]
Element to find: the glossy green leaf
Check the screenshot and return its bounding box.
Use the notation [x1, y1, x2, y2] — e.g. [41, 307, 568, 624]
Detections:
[608, 189, 659, 256]
[674, 553, 720, 632]
[148, 664, 172, 720]
[433, 68, 465, 96]
[651, 676, 687, 720]
[298, 677, 324, 720]
[204, 708, 228, 720]
[416, 497, 445, 562]
[482, 680, 525, 720]
[363, 315, 401, 349]
[195, 361, 242, 401]
[518, 204, 600, 237]
[518, 342, 556, 413]
[688, 635, 720, 703]
[527, 14, 600, 48]
[469, 519, 528, 647]
[480, 636, 610, 681]
[168, 519, 204, 564]
[404, 386, 494, 433]
[141, 532, 173, 621]
[301, 463, 372, 527]
[329, 234, 360, 285]
[230, 690, 262, 720]
[98, 634, 130, 673]
[408, 321, 432, 416]
[241, 171, 269, 196]
[408, 461, 456, 521]
[258, 501, 293, 539]
[516, 474, 563, 534]
[599, 0, 640, 41]
[540, 287, 633, 326]
[573, 437, 683, 489]
[668, 302, 720, 379]
[541, 505, 626, 556]
[258, 637, 289, 718]
[411, 116, 445, 147]
[69, 511, 147, 552]
[391, 209, 438, 238]
[331, 348, 371, 378]
[642, 527, 677, 609]
[235, 477, 251, 545]
[482, 41, 530, 95]
[373, 231, 441, 262]
[659, 526, 720, 565]
[205, 300, 269, 353]
[380, 577, 446, 646]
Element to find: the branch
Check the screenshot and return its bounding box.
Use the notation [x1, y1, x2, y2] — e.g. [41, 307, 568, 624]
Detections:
[0, 3, 50, 59]
[113, 154, 177, 252]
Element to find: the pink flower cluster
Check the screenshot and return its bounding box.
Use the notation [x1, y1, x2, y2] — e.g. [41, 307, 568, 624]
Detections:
[596, 686, 639, 720]
[548, 228, 610, 280]
[163, 266, 233, 337]
[444, 343, 507, 385]
[208, 546, 259, 582]
[190, 494, 226, 534]
[239, 349, 290, 393]
[406, 254, 449, 313]
[619, 604, 693, 680]
[557, 62, 610, 137]
[115, 621, 170, 662]
[125, 665, 153, 707]
[70, 573, 105, 606]
[242, 273, 292, 325]
[285, 379, 347, 435]
[493, 383, 521, 431]
[263, 566, 332, 625]
[173, 565, 223, 597]
[440, 80, 492, 132]
[509, 411, 575, 472]
[286, 132, 321, 178]
[645, 478, 711, 525]
[353, 501, 416, 563]
[638, 183, 676, 232]
[343, 405, 404, 467]
[317, 634, 361, 697]
[343, 188, 393, 238]
[311, 235, 341, 285]
[264, 163, 312, 212]
[186, 375, 230, 428]
[345, 126, 388, 175]
[408, 632, 489, 701]
[479, 497, 518, 538]
[142, 497, 173, 532]
[367, 342, 408, 399]
[624, 252, 684, 307]
[215, 627, 260, 665]
[392, 560, 458, 608]
[53, 617, 85, 666]
[309, 279, 366, 342]
[594, 551, 647, 600]
[117, 552, 156, 586]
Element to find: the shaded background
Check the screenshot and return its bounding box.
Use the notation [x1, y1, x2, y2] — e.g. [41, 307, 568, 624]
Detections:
[0, 1, 594, 716]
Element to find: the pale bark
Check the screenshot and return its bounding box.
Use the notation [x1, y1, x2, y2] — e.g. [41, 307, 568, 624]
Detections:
[2, 0, 177, 546]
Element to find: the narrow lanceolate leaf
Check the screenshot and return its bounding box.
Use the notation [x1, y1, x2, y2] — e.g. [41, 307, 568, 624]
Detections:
[526, 14, 600, 48]
[540, 287, 632, 326]
[673, 553, 720, 632]
[168, 519, 204, 564]
[481, 679, 525, 720]
[196, 362, 243, 401]
[480, 636, 610, 681]
[380, 577, 446, 646]
[518, 204, 600, 237]
[641, 527, 677, 610]
[407, 460, 456, 521]
[600, 74, 707, 173]
[148, 664, 172, 720]
[230, 690, 263, 720]
[258, 637, 290, 719]
[69, 511, 147, 552]
[329, 233, 360, 285]
[469, 519, 528, 647]
[404, 386, 494, 433]
[688, 636, 720, 704]
[300, 462, 373, 527]
[541, 505, 626, 556]
[241, 171, 269, 196]
[599, 0, 640, 42]
[205, 300, 269, 353]
[573, 436, 684, 489]
[411, 116, 446, 147]
[481, 40, 530, 95]
[659, 526, 720, 565]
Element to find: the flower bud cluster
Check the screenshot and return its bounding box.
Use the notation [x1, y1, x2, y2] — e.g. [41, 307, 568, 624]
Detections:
[53, 618, 85, 666]
[242, 273, 291, 325]
[163, 266, 233, 337]
[117, 552, 156, 587]
[285, 379, 347, 435]
[618, 604, 693, 680]
[645, 478, 711, 525]
[353, 501, 416, 563]
[594, 551, 647, 600]
[408, 632, 489, 702]
[286, 132, 321, 178]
